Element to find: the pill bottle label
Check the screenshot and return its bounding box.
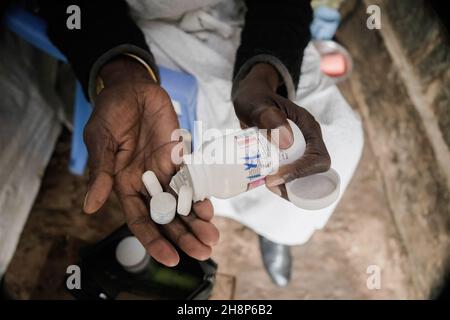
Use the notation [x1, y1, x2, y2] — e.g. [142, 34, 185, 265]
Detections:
[234, 128, 278, 189]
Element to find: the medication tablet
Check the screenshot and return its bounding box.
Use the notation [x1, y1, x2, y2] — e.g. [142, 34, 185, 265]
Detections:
[115, 236, 150, 273]
[142, 170, 163, 197]
[177, 185, 193, 216]
[150, 192, 177, 224]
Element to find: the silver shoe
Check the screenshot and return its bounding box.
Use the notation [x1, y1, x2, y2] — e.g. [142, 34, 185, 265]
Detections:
[259, 236, 292, 287]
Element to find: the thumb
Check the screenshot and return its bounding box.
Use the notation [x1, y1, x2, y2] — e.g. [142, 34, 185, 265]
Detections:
[83, 128, 116, 214]
[264, 96, 332, 187]
[254, 106, 294, 149]
[266, 152, 331, 187]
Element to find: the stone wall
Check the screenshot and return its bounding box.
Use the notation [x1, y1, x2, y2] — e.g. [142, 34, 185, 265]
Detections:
[337, 0, 450, 298]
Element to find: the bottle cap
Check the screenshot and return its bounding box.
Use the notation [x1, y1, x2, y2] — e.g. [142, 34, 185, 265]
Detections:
[115, 236, 150, 273]
[150, 192, 177, 224]
[285, 168, 340, 210]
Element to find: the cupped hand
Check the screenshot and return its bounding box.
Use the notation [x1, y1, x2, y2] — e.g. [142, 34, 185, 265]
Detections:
[232, 63, 331, 195]
[83, 57, 219, 267]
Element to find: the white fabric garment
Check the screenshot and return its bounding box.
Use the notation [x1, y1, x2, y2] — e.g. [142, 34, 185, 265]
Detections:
[126, 0, 364, 245]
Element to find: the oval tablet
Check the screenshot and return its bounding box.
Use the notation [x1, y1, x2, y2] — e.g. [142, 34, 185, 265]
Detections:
[150, 192, 176, 224]
[177, 185, 193, 216]
[142, 170, 163, 197]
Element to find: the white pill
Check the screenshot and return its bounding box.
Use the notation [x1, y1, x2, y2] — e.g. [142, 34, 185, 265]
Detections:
[150, 192, 177, 225]
[177, 185, 193, 216]
[115, 236, 150, 273]
[142, 170, 163, 197]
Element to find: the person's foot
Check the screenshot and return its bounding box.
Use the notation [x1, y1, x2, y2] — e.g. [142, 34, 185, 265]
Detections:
[259, 236, 292, 287]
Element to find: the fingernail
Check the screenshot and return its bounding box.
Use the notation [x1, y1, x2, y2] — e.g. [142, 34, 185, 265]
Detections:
[277, 125, 294, 149]
[267, 185, 282, 197]
[83, 191, 90, 213]
[266, 177, 285, 187]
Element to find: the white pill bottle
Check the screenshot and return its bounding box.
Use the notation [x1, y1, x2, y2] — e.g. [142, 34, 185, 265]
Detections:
[170, 120, 340, 210]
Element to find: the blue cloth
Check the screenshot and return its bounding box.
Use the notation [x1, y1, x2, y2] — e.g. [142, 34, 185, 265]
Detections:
[310, 6, 341, 40]
[4, 6, 66, 61]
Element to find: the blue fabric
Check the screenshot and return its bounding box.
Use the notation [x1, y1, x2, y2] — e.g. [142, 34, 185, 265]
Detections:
[310, 6, 341, 40]
[4, 6, 67, 61]
[159, 66, 198, 134]
[69, 83, 91, 175]
[4, 6, 198, 175]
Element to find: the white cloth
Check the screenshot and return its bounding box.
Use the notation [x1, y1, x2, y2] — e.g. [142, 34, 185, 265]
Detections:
[127, 0, 364, 245]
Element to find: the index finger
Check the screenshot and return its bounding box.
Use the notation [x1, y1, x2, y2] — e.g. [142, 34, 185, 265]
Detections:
[192, 199, 214, 221]
[267, 97, 331, 186]
[119, 192, 180, 267]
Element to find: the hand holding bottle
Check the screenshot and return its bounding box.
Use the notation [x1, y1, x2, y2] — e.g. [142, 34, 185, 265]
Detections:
[232, 63, 331, 197]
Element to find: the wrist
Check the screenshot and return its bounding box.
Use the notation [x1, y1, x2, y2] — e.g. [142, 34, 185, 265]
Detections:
[99, 55, 157, 88]
[240, 63, 281, 93]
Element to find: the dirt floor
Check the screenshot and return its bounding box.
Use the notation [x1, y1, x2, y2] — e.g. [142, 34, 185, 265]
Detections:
[2, 85, 418, 299]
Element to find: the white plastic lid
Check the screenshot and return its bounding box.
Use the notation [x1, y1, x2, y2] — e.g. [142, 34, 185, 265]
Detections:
[150, 192, 177, 224]
[115, 236, 150, 273]
[285, 168, 341, 210]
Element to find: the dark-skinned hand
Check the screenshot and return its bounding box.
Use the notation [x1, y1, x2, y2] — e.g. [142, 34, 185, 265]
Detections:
[83, 57, 219, 267]
[233, 63, 331, 197]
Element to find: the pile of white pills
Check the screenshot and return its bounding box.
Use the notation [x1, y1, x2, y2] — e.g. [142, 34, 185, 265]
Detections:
[142, 170, 193, 225]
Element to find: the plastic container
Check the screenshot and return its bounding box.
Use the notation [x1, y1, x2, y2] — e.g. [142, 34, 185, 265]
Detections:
[170, 120, 341, 210]
[171, 120, 302, 199]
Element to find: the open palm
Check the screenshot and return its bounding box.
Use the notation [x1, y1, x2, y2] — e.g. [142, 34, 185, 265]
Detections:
[83, 60, 218, 266]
